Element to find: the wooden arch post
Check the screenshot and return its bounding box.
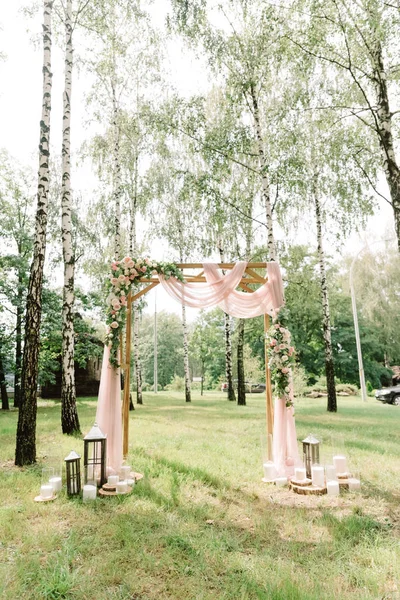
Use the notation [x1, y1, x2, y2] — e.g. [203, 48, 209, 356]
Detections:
[121, 263, 274, 459]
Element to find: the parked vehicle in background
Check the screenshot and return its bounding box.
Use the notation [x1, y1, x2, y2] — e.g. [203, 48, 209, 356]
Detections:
[375, 385, 400, 405]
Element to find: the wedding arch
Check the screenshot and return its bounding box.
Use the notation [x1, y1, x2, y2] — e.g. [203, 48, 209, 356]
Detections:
[95, 257, 300, 477]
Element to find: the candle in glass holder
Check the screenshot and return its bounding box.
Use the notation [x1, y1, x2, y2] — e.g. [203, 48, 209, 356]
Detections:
[120, 465, 131, 481]
[49, 476, 62, 492]
[108, 475, 119, 485]
[348, 478, 361, 491]
[275, 477, 287, 487]
[294, 467, 306, 481]
[40, 484, 54, 499]
[116, 481, 128, 494]
[333, 455, 348, 474]
[311, 465, 325, 488]
[263, 462, 276, 480]
[83, 484, 97, 501]
[326, 480, 340, 496]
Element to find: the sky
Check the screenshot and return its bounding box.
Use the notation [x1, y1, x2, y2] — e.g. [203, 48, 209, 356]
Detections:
[0, 1, 396, 322]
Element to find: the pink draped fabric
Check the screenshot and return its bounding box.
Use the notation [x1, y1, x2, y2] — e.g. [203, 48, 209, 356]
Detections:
[272, 400, 301, 477]
[159, 261, 284, 318]
[159, 261, 246, 308]
[95, 345, 123, 474]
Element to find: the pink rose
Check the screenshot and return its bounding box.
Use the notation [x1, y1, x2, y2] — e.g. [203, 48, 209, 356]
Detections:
[141, 266, 147, 272]
[275, 324, 280, 329]
[111, 278, 119, 285]
[111, 310, 116, 315]
[281, 367, 289, 374]
[270, 339, 277, 347]
[145, 258, 151, 264]
[120, 297, 127, 306]
[288, 347, 294, 355]
[110, 321, 119, 329]
[118, 274, 125, 282]
[274, 346, 280, 353]
[111, 264, 118, 271]
[123, 256, 131, 264]
[129, 274, 135, 280]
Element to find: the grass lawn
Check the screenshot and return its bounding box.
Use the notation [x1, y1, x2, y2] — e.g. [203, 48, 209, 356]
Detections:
[1, 392, 400, 599]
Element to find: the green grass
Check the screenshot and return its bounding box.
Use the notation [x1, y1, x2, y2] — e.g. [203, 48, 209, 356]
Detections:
[1, 392, 400, 599]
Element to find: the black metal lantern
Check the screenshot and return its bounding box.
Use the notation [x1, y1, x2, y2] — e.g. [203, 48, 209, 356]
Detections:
[83, 422, 107, 487]
[64, 450, 81, 496]
[302, 434, 320, 479]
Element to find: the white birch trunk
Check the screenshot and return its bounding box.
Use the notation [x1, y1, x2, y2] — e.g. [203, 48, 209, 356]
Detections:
[61, 0, 80, 434]
[313, 174, 337, 413]
[372, 41, 400, 251]
[112, 79, 121, 260]
[218, 244, 235, 401]
[250, 83, 276, 261]
[129, 174, 143, 405]
[15, 0, 53, 465]
[180, 249, 191, 403]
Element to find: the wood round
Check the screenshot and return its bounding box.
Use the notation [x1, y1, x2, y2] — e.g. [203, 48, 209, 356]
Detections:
[290, 478, 312, 487]
[34, 494, 57, 502]
[99, 486, 132, 497]
[291, 483, 327, 495]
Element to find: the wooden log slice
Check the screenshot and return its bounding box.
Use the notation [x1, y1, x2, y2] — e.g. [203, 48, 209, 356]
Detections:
[337, 473, 351, 480]
[34, 494, 57, 502]
[98, 486, 132, 497]
[102, 483, 117, 492]
[290, 478, 312, 487]
[291, 483, 327, 496]
[132, 472, 143, 481]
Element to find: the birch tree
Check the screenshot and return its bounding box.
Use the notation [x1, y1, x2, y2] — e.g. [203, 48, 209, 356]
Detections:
[15, 0, 53, 466]
[292, 0, 400, 250]
[60, 0, 80, 434]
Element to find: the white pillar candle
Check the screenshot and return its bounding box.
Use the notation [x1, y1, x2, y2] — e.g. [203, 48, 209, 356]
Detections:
[333, 455, 348, 474]
[116, 481, 128, 494]
[49, 477, 62, 492]
[263, 462, 276, 480]
[126, 478, 135, 486]
[108, 475, 119, 485]
[120, 466, 131, 481]
[40, 484, 53, 499]
[83, 484, 97, 501]
[275, 476, 287, 487]
[326, 480, 340, 496]
[294, 467, 306, 481]
[311, 465, 325, 488]
[348, 478, 361, 491]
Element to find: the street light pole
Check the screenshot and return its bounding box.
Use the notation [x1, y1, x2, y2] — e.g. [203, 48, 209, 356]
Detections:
[349, 253, 368, 403]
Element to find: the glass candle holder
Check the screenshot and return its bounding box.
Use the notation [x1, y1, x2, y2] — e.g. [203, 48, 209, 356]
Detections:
[41, 467, 55, 499]
[311, 463, 325, 488]
[347, 470, 361, 493]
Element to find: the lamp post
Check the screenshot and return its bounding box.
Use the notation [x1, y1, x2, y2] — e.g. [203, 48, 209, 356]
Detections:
[349, 238, 395, 403]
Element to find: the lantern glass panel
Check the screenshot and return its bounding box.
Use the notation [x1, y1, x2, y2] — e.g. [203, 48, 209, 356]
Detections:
[83, 423, 107, 487]
[302, 434, 320, 479]
[64, 451, 81, 496]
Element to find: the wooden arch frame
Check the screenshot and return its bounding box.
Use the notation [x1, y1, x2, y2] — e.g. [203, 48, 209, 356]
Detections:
[120, 262, 274, 458]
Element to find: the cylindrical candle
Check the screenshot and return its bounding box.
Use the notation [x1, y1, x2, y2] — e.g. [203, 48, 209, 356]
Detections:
[40, 484, 53, 499]
[333, 455, 348, 474]
[275, 477, 287, 487]
[126, 478, 135, 486]
[263, 462, 276, 480]
[348, 478, 361, 491]
[120, 466, 131, 481]
[311, 465, 325, 488]
[108, 475, 119, 485]
[83, 484, 97, 500]
[116, 481, 128, 494]
[326, 480, 340, 496]
[294, 467, 306, 481]
[49, 476, 62, 492]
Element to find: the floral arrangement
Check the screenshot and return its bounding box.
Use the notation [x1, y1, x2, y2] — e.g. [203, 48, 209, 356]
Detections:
[265, 312, 296, 408]
[105, 256, 184, 368]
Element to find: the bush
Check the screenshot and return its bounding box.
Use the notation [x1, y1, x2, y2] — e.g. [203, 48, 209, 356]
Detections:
[170, 375, 185, 392]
